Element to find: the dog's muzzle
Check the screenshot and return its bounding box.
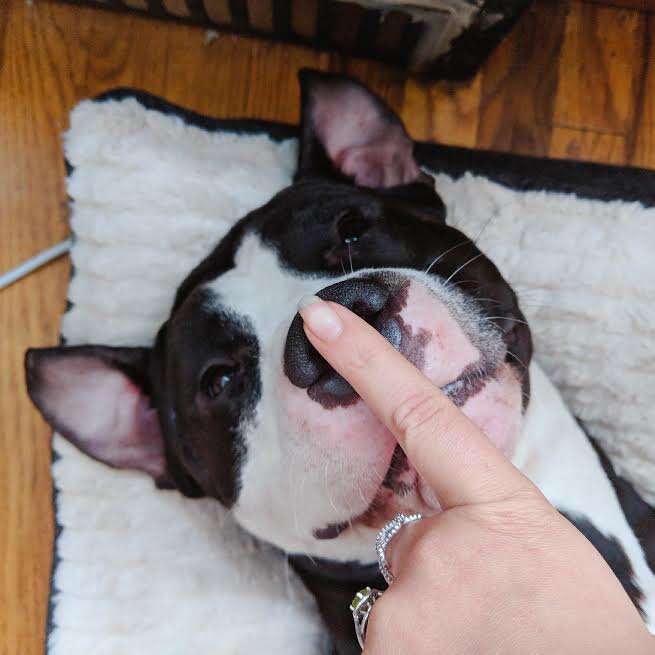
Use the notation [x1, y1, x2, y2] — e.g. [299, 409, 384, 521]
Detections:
[284, 276, 401, 407]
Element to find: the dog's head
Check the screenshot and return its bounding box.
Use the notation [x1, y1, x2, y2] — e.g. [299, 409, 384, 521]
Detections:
[26, 71, 532, 562]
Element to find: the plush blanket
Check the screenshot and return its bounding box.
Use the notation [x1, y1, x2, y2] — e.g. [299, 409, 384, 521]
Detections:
[48, 91, 655, 653]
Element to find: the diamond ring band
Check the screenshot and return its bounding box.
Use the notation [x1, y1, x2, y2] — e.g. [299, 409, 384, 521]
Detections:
[350, 512, 424, 647]
[375, 512, 423, 585]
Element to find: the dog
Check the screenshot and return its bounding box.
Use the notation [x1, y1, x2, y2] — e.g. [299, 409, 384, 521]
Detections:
[25, 70, 655, 653]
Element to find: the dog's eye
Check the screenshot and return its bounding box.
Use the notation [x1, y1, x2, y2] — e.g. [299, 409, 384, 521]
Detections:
[200, 364, 236, 399]
[337, 210, 370, 245]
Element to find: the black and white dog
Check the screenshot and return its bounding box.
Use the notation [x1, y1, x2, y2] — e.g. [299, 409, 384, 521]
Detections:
[25, 71, 654, 653]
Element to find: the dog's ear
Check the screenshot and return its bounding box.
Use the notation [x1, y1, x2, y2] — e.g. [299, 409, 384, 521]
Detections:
[296, 69, 421, 188]
[25, 345, 168, 484]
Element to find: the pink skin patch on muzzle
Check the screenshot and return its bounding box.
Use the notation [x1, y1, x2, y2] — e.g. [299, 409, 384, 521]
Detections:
[278, 279, 524, 534]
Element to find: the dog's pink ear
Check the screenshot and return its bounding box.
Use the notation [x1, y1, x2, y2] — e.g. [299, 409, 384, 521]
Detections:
[25, 346, 167, 482]
[297, 69, 420, 188]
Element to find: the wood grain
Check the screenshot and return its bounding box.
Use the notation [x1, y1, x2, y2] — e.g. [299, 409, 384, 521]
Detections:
[629, 13, 655, 166]
[475, 0, 569, 157]
[549, 126, 627, 163]
[0, 4, 68, 654]
[587, 0, 655, 10]
[403, 76, 482, 147]
[553, 2, 646, 134]
[2, 1, 655, 653]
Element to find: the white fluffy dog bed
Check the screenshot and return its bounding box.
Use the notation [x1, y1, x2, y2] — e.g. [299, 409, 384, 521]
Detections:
[46, 90, 655, 653]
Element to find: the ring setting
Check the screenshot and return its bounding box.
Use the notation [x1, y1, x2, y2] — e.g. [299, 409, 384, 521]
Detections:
[350, 512, 424, 648]
[350, 586, 382, 649]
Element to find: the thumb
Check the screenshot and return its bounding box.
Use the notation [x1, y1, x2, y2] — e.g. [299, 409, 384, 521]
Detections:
[298, 297, 533, 510]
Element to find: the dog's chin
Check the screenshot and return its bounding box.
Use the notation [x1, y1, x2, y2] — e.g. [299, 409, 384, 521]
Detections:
[312, 449, 440, 541]
[313, 361, 524, 541]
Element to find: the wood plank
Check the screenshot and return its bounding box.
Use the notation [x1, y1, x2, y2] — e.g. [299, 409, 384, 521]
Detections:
[0, 0, 9, 68]
[585, 0, 655, 10]
[0, 2, 68, 653]
[549, 126, 627, 164]
[247, 0, 274, 33]
[242, 41, 330, 123]
[632, 123, 655, 168]
[401, 76, 481, 147]
[204, 0, 231, 24]
[553, 2, 646, 134]
[162, 0, 191, 18]
[628, 13, 655, 167]
[3, 1, 655, 654]
[475, 0, 569, 157]
[291, 0, 318, 39]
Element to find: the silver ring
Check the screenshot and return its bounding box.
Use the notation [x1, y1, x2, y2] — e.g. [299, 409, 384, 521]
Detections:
[350, 586, 382, 649]
[375, 512, 423, 585]
[349, 513, 423, 648]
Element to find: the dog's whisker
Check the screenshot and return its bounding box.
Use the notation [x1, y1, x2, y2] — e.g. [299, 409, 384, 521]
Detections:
[474, 296, 547, 313]
[290, 450, 303, 539]
[516, 301, 549, 313]
[506, 349, 529, 371]
[443, 253, 485, 286]
[448, 278, 480, 289]
[473, 296, 504, 305]
[348, 242, 354, 274]
[471, 212, 498, 244]
[484, 316, 530, 326]
[323, 458, 342, 515]
[426, 215, 499, 277]
[356, 481, 368, 509]
[512, 286, 550, 301]
[424, 238, 473, 275]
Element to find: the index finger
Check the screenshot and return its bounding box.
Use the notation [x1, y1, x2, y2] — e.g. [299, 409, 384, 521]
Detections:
[298, 297, 532, 510]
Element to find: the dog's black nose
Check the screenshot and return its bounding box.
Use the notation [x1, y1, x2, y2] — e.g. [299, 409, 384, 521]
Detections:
[284, 278, 395, 407]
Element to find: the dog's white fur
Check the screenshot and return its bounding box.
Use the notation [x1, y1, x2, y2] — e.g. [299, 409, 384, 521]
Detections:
[516, 365, 655, 627]
[209, 232, 654, 625]
[208, 233, 513, 562]
[46, 96, 655, 653]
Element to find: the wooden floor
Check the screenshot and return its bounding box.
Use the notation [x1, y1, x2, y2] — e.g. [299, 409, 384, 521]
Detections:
[1, 0, 653, 652]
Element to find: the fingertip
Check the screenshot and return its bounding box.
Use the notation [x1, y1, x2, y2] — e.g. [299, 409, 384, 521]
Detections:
[297, 294, 321, 311]
[298, 297, 344, 342]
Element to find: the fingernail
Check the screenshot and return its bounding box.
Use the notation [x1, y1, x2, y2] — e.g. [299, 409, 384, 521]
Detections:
[298, 295, 343, 342]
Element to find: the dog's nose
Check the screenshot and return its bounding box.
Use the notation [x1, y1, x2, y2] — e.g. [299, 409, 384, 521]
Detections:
[284, 278, 399, 406]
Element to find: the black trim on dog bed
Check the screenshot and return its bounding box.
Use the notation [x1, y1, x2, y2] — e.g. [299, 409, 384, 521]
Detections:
[46, 88, 655, 650]
[45, 450, 63, 649]
[96, 87, 655, 207]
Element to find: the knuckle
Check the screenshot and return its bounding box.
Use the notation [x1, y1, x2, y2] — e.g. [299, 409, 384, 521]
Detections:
[391, 390, 450, 446]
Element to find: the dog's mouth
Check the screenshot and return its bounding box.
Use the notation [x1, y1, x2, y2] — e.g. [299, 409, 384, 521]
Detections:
[312, 362, 497, 540]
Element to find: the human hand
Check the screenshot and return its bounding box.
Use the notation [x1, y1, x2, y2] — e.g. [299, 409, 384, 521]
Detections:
[299, 297, 653, 655]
